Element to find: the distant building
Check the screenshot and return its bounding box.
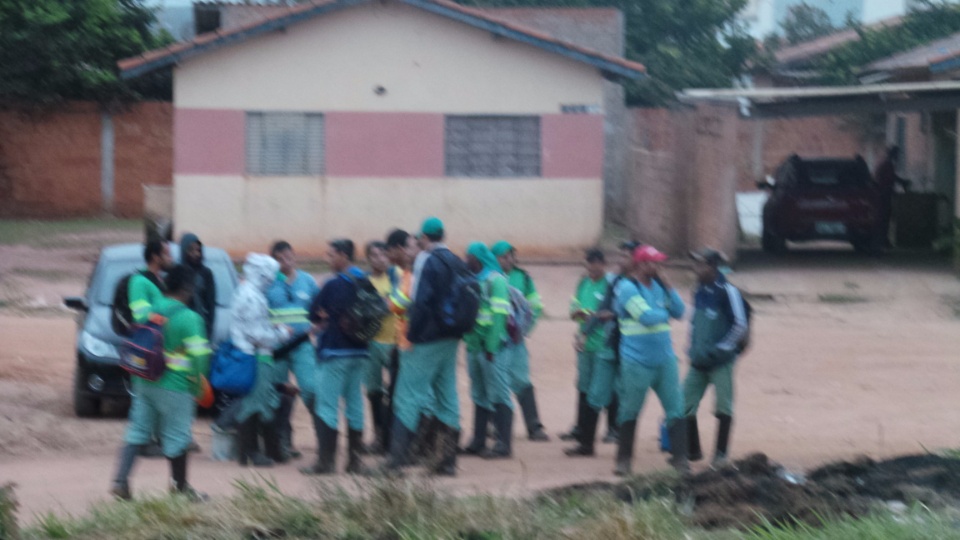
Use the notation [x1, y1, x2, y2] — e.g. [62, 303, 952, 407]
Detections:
[741, 0, 926, 39]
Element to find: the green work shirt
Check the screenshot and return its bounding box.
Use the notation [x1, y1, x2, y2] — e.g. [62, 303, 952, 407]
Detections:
[464, 272, 510, 354]
[507, 268, 543, 323]
[128, 272, 164, 324]
[570, 275, 610, 353]
[141, 297, 212, 396]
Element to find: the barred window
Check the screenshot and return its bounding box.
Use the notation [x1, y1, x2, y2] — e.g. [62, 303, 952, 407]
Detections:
[445, 116, 541, 177]
[246, 112, 324, 176]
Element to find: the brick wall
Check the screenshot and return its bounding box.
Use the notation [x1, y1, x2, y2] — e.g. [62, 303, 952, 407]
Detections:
[0, 101, 172, 218]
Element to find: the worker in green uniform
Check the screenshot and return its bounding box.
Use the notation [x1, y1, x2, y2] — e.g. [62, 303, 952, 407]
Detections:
[128, 240, 173, 325]
[267, 241, 320, 461]
[490, 240, 549, 442]
[564, 248, 617, 457]
[461, 242, 514, 459]
[683, 248, 749, 469]
[110, 265, 212, 501]
[612, 245, 688, 476]
[385, 218, 462, 477]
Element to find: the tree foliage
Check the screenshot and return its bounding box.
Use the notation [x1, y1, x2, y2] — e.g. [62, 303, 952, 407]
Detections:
[457, 0, 756, 106]
[813, 0, 960, 84]
[0, 0, 173, 104]
[780, 2, 836, 45]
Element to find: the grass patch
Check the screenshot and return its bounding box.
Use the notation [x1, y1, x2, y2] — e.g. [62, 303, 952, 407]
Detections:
[11, 477, 960, 540]
[0, 219, 140, 247]
[1, 483, 18, 540]
[818, 294, 870, 304]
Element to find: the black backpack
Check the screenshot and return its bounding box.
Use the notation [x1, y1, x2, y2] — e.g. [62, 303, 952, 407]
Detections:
[434, 250, 481, 338]
[719, 284, 753, 354]
[111, 270, 164, 337]
[338, 273, 390, 345]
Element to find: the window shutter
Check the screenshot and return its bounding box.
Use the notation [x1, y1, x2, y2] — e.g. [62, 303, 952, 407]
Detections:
[445, 116, 541, 177]
[246, 112, 325, 176]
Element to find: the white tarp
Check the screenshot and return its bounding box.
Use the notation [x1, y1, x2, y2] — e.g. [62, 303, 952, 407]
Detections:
[737, 191, 768, 238]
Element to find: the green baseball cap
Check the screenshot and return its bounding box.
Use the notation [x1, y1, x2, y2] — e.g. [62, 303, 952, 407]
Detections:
[421, 217, 444, 237]
[490, 240, 514, 257]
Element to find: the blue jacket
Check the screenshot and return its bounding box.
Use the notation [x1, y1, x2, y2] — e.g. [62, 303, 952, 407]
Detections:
[688, 274, 748, 369]
[309, 266, 369, 360]
[408, 247, 462, 344]
[266, 269, 319, 334]
[614, 278, 685, 368]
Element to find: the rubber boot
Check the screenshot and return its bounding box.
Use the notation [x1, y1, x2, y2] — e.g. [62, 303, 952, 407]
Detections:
[110, 444, 140, 500]
[603, 396, 620, 444]
[613, 420, 637, 477]
[262, 415, 287, 464]
[461, 405, 491, 455]
[300, 416, 338, 475]
[383, 415, 416, 473]
[168, 454, 207, 501]
[481, 404, 513, 459]
[666, 418, 690, 475]
[410, 414, 440, 464]
[687, 416, 703, 462]
[517, 385, 549, 441]
[713, 414, 733, 468]
[277, 393, 301, 460]
[366, 391, 387, 455]
[238, 416, 274, 467]
[430, 423, 459, 477]
[564, 406, 599, 457]
[559, 392, 586, 442]
[346, 429, 371, 475]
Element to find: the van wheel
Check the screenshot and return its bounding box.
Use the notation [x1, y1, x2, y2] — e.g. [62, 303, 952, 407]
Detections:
[762, 229, 786, 253]
[73, 366, 101, 418]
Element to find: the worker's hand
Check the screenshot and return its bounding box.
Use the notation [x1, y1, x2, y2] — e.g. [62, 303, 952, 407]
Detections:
[571, 309, 588, 322]
[655, 272, 672, 291]
[596, 310, 615, 322]
[573, 333, 585, 352]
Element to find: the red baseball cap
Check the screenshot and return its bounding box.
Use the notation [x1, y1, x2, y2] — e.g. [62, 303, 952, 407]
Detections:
[633, 245, 668, 263]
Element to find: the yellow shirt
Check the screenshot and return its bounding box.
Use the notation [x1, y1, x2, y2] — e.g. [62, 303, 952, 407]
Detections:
[369, 271, 398, 344]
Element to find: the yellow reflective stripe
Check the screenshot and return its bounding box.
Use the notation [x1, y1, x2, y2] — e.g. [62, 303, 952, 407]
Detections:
[268, 308, 310, 324]
[389, 291, 411, 309]
[490, 299, 510, 314]
[130, 300, 150, 318]
[618, 320, 671, 335]
[625, 295, 651, 319]
[184, 337, 212, 356]
[165, 352, 192, 371]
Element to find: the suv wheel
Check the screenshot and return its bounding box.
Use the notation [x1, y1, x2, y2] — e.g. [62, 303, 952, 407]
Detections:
[762, 229, 786, 253]
[73, 364, 101, 418]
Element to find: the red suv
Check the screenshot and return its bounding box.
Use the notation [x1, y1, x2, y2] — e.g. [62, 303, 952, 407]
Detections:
[759, 155, 881, 252]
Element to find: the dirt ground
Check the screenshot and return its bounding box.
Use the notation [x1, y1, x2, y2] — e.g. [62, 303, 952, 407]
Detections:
[2, 231, 960, 524]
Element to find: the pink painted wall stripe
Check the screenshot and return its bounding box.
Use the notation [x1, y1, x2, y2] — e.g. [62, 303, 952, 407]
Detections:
[326, 112, 444, 177]
[174, 108, 245, 175]
[541, 114, 605, 178]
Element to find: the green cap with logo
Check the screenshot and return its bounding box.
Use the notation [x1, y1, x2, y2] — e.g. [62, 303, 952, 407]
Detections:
[421, 216, 444, 237]
[490, 240, 514, 257]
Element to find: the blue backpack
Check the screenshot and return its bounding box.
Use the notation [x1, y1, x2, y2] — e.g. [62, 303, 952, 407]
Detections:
[434, 251, 481, 338]
[210, 341, 257, 396]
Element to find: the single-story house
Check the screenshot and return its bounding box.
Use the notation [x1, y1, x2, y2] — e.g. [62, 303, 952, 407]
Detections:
[119, 0, 645, 256]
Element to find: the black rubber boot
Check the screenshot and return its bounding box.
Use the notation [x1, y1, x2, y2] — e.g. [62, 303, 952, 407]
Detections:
[461, 405, 491, 455]
[367, 391, 387, 455]
[169, 453, 207, 501]
[667, 418, 690, 475]
[517, 385, 549, 441]
[383, 415, 416, 473]
[430, 423, 459, 476]
[603, 396, 620, 443]
[560, 392, 587, 442]
[346, 429, 371, 475]
[481, 404, 513, 459]
[300, 415, 338, 475]
[613, 420, 637, 477]
[713, 414, 733, 468]
[110, 444, 140, 500]
[277, 394, 301, 460]
[564, 406, 599, 457]
[238, 416, 274, 467]
[687, 416, 703, 462]
[410, 414, 440, 464]
[262, 415, 286, 464]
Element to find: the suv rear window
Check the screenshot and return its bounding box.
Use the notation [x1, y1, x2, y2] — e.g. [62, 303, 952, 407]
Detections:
[802, 160, 869, 188]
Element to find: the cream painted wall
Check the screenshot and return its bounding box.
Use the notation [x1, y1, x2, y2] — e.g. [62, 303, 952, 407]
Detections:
[175, 175, 603, 256]
[174, 2, 604, 114]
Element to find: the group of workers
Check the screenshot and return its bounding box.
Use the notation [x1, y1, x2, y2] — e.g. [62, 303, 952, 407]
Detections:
[108, 216, 749, 499]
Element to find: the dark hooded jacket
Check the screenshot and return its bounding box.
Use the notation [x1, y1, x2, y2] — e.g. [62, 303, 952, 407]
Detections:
[180, 233, 217, 335]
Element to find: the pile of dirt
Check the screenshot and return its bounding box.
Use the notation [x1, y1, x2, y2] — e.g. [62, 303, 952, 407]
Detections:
[543, 453, 960, 531]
